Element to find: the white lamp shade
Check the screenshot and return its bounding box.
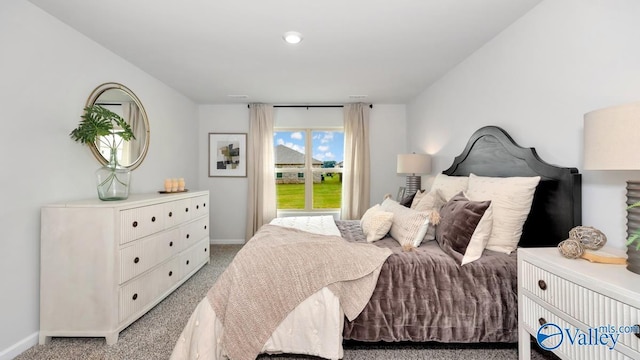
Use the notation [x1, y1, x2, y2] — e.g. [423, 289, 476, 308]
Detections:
[584, 101, 640, 170]
[397, 153, 432, 174]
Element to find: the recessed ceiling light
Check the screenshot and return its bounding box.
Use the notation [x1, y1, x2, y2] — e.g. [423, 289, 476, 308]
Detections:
[227, 95, 249, 99]
[283, 31, 303, 45]
[349, 95, 368, 99]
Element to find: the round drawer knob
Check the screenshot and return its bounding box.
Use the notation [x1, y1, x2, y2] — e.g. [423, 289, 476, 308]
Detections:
[538, 280, 547, 290]
[132, 221, 138, 228]
[168, 211, 173, 217]
[168, 271, 173, 277]
[204, 225, 207, 230]
[186, 234, 190, 239]
[538, 317, 547, 326]
[134, 257, 140, 264]
[635, 325, 640, 339]
[132, 293, 138, 301]
[151, 216, 156, 222]
[185, 207, 189, 212]
[204, 248, 207, 252]
[169, 241, 173, 247]
[196, 205, 200, 210]
[203, 203, 206, 208]
[186, 260, 190, 265]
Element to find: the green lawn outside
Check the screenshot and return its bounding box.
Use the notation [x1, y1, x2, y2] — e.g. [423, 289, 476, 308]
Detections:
[276, 174, 342, 209]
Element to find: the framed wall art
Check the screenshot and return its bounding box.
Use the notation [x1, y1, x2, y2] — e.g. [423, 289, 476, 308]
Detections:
[208, 133, 247, 177]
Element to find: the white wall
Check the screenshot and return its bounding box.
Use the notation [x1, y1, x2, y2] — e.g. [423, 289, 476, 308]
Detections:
[0, 0, 199, 357]
[407, 0, 640, 248]
[199, 104, 407, 242]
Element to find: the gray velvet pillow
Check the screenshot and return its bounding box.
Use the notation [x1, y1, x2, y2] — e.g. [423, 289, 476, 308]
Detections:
[435, 192, 491, 260]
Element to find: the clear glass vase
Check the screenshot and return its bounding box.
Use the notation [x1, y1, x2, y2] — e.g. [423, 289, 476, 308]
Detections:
[96, 152, 131, 201]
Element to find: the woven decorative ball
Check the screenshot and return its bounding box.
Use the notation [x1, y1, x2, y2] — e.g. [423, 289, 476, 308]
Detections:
[568, 226, 607, 250]
[557, 239, 584, 259]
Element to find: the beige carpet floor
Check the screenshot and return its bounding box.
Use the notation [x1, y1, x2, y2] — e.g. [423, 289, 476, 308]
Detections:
[16, 245, 557, 360]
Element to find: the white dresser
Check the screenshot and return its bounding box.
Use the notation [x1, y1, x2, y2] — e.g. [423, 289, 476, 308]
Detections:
[518, 247, 640, 360]
[39, 191, 210, 345]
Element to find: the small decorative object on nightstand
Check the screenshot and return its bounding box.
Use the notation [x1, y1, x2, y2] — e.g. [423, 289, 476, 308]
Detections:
[569, 225, 607, 250]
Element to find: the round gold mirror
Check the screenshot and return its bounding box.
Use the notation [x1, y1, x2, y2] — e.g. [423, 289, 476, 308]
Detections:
[86, 82, 150, 170]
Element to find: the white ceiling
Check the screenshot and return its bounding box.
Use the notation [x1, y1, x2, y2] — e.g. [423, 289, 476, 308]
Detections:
[28, 0, 541, 105]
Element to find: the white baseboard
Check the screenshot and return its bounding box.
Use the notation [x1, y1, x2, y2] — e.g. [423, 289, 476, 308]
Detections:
[0, 332, 38, 360]
[210, 238, 245, 245]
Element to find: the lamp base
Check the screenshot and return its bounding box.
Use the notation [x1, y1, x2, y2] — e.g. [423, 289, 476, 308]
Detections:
[405, 175, 422, 197]
[626, 181, 640, 274]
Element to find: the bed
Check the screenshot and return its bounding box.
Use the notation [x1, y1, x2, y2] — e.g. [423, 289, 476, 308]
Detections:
[170, 125, 581, 360]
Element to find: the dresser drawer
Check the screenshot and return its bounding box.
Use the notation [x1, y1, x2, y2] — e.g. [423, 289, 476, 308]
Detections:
[164, 198, 192, 229]
[119, 228, 180, 284]
[158, 257, 181, 294]
[180, 239, 209, 277]
[119, 271, 152, 322]
[190, 194, 209, 219]
[180, 217, 209, 250]
[521, 260, 640, 354]
[120, 204, 165, 245]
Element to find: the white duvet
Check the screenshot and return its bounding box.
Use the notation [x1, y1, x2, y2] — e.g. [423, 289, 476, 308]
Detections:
[170, 216, 345, 360]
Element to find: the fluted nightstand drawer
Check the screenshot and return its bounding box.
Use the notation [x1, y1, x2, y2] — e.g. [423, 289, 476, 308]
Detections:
[521, 295, 635, 360]
[518, 248, 640, 360]
[521, 259, 640, 353]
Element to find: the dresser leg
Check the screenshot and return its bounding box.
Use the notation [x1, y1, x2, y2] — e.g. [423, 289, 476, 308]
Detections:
[518, 327, 531, 360]
[105, 333, 119, 345]
[39, 334, 51, 345]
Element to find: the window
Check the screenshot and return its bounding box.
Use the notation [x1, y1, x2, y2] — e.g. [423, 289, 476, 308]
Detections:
[274, 129, 344, 211]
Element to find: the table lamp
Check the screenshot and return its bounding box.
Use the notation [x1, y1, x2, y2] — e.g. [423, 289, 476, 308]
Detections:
[397, 153, 431, 197]
[584, 100, 640, 274]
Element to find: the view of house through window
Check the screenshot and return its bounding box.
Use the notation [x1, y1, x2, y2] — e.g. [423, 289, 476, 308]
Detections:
[274, 129, 344, 210]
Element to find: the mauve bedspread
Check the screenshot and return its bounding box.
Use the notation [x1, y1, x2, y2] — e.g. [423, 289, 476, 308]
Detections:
[336, 220, 518, 343]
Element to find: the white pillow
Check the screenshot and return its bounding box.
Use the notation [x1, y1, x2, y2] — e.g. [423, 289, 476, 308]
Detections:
[461, 200, 494, 265]
[360, 204, 394, 242]
[412, 188, 446, 213]
[465, 173, 541, 254]
[410, 190, 426, 209]
[380, 198, 430, 248]
[431, 174, 469, 201]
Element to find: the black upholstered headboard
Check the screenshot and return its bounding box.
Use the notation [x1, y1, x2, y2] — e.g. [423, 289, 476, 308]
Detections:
[442, 126, 582, 248]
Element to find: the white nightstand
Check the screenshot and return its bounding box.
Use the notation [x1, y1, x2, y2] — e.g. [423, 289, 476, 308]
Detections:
[518, 247, 640, 360]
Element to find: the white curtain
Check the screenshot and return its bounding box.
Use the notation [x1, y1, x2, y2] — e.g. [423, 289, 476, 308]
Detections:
[246, 104, 276, 240]
[122, 102, 144, 163]
[341, 103, 371, 220]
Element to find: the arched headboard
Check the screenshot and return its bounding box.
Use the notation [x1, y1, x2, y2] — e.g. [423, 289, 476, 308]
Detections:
[442, 126, 582, 248]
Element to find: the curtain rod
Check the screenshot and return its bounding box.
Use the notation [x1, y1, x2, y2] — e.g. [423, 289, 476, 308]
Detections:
[248, 104, 373, 109]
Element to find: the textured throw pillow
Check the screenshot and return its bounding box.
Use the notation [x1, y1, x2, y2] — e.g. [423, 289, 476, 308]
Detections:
[430, 174, 469, 201]
[435, 192, 491, 265]
[380, 198, 430, 248]
[465, 173, 541, 254]
[360, 204, 394, 242]
[412, 188, 446, 213]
